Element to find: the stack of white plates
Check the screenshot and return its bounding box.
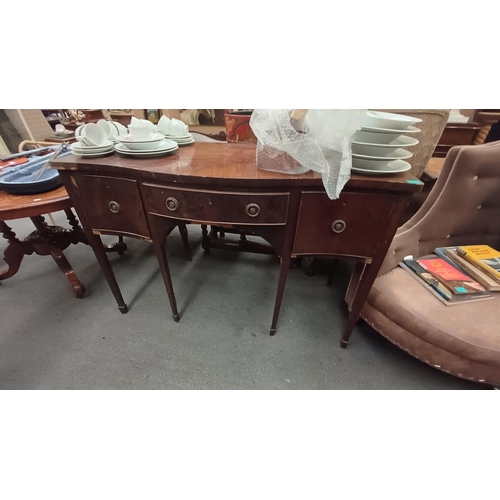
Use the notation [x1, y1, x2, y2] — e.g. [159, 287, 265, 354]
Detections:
[163, 133, 195, 146]
[114, 133, 178, 158]
[71, 140, 115, 158]
[351, 111, 421, 175]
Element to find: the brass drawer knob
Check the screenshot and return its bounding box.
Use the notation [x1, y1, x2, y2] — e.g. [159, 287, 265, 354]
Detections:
[331, 219, 346, 233]
[166, 197, 179, 211]
[109, 201, 121, 214]
[246, 203, 261, 217]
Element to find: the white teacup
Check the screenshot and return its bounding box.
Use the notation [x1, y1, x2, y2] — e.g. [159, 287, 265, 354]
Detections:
[110, 121, 127, 136]
[75, 125, 86, 141]
[169, 118, 189, 136]
[157, 115, 171, 134]
[79, 123, 107, 146]
[140, 119, 156, 133]
[128, 123, 151, 140]
[97, 119, 114, 139]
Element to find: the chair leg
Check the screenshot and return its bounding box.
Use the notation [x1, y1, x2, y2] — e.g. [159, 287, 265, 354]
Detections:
[178, 224, 192, 261]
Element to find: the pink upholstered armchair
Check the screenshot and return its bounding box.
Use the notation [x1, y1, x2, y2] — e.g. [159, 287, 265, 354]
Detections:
[355, 141, 500, 386]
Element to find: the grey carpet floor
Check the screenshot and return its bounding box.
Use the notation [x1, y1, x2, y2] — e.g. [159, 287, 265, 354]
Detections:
[0, 211, 485, 390]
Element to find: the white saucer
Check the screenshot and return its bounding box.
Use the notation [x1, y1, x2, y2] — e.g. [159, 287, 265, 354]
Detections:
[164, 134, 193, 140]
[352, 148, 413, 161]
[351, 160, 411, 175]
[360, 125, 421, 134]
[176, 139, 195, 146]
[71, 147, 114, 155]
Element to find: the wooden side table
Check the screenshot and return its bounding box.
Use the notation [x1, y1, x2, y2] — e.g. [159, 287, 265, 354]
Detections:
[0, 186, 126, 297]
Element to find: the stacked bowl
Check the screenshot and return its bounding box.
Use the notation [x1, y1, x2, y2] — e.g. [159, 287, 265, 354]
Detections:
[351, 111, 421, 175]
[157, 116, 194, 146]
[114, 118, 178, 158]
[70, 123, 115, 157]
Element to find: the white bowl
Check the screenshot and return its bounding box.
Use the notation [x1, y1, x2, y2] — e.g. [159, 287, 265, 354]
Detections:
[352, 130, 419, 147]
[77, 123, 107, 146]
[362, 111, 422, 131]
[116, 133, 165, 150]
[352, 157, 411, 171]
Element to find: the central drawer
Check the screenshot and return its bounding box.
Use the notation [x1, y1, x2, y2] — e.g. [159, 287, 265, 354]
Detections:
[142, 183, 289, 225]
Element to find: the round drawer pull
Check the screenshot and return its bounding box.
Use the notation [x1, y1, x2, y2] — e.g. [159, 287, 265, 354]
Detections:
[109, 201, 121, 214]
[166, 197, 179, 211]
[331, 219, 346, 233]
[246, 203, 261, 217]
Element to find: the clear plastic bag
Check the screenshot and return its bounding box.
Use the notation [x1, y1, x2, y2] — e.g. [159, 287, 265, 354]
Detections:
[250, 109, 366, 199]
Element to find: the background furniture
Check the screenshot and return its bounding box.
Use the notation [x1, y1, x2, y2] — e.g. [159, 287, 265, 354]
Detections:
[358, 141, 500, 385]
[473, 110, 500, 145]
[434, 122, 482, 157]
[375, 109, 450, 178]
[51, 143, 422, 346]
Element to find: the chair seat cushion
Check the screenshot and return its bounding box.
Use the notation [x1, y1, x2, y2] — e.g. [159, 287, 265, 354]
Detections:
[364, 267, 500, 368]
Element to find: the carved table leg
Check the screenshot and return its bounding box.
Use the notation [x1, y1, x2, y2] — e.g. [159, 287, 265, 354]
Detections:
[30, 215, 87, 298]
[0, 220, 31, 280]
[64, 208, 128, 255]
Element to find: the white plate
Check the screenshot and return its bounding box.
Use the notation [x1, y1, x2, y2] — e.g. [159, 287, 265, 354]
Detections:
[351, 159, 411, 175]
[71, 141, 114, 152]
[114, 149, 178, 158]
[114, 141, 177, 153]
[72, 139, 114, 148]
[71, 144, 113, 154]
[117, 132, 165, 143]
[114, 144, 178, 157]
[352, 148, 412, 161]
[361, 125, 421, 134]
[164, 134, 193, 140]
[72, 150, 115, 158]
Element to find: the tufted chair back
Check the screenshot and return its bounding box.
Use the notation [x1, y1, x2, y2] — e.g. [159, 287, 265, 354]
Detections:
[374, 109, 450, 178]
[378, 141, 500, 276]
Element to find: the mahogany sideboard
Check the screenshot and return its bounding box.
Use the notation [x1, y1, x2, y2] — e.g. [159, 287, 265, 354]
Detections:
[50, 143, 422, 347]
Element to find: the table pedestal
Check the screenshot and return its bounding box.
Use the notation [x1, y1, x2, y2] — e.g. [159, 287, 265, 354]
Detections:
[0, 209, 127, 298]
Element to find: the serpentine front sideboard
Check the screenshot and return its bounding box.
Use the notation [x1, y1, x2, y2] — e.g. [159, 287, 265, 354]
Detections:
[50, 143, 422, 347]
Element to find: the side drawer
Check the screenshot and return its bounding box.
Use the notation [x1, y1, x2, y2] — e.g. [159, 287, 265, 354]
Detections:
[71, 174, 150, 239]
[293, 191, 396, 258]
[142, 183, 289, 225]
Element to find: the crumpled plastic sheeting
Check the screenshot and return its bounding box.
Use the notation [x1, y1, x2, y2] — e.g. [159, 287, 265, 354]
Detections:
[250, 109, 366, 199]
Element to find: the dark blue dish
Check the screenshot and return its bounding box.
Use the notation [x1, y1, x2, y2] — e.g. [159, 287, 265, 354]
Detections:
[0, 147, 72, 195]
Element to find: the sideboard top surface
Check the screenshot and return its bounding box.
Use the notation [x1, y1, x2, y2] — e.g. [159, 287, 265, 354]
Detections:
[51, 143, 422, 192]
